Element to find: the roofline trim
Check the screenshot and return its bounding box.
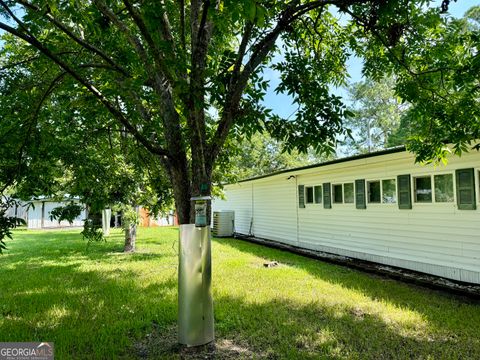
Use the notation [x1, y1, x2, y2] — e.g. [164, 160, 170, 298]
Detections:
[237, 146, 407, 184]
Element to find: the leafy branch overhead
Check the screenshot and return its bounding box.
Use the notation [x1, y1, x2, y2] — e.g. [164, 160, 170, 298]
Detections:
[0, 0, 474, 224]
[0, 198, 26, 254]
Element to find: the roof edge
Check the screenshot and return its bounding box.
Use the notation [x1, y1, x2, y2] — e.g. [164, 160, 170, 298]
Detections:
[236, 146, 407, 184]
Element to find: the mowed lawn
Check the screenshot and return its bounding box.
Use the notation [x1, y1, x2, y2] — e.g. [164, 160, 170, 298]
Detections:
[1, 228, 479, 359]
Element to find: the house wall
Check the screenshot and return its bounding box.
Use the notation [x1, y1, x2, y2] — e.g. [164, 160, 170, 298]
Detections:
[214, 183, 253, 235]
[213, 150, 480, 284]
[27, 201, 86, 229]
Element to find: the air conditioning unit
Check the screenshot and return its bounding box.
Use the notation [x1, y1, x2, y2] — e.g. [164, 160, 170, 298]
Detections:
[212, 211, 234, 237]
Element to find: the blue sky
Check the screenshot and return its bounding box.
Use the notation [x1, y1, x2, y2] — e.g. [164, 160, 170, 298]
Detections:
[264, 0, 480, 118]
[1, 1, 477, 118]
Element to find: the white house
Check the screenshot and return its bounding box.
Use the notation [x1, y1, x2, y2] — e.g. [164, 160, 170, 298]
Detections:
[213, 146, 480, 284]
[25, 198, 86, 229]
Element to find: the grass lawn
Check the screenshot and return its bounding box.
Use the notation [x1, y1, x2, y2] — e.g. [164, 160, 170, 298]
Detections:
[0, 227, 479, 359]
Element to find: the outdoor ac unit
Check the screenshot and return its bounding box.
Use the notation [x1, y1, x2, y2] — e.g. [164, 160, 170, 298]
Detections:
[212, 211, 234, 237]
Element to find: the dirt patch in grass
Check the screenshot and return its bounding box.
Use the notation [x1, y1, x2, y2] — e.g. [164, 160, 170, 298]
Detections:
[133, 323, 258, 359]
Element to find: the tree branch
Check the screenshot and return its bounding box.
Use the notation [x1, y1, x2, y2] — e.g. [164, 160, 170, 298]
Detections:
[209, 0, 341, 162]
[122, 0, 174, 84]
[15, 0, 129, 77]
[232, 21, 254, 80]
[179, 0, 186, 52]
[0, 20, 170, 158]
[92, 0, 152, 74]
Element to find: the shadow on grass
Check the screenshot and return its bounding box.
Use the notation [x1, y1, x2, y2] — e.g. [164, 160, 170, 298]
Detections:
[136, 290, 480, 359]
[0, 260, 178, 358]
[213, 238, 480, 341]
[1, 230, 479, 359]
[4, 230, 169, 267]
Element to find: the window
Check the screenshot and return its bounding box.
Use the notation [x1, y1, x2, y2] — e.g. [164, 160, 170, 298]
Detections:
[434, 174, 454, 202]
[415, 176, 432, 202]
[333, 184, 343, 203]
[344, 183, 354, 203]
[306, 186, 314, 204]
[368, 181, 381, 203]
[382, 179, 397, 203]
[314, 185, 322, 204]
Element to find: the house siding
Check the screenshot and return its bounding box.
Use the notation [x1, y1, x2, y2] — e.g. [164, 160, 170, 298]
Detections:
[213, 150, 480, 284]
[27, 201, 86, 229]
[213, 183, 253, 235]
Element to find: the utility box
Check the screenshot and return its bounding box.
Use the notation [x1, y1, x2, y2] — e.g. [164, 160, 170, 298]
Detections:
[178, 224, 214, 346]
[212, 211, 234, 237]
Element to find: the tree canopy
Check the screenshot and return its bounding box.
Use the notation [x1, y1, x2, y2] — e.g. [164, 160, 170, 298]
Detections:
[358, 4, 480, 162]
[343, 76, 407, 154]
[0, 0, 476, 226]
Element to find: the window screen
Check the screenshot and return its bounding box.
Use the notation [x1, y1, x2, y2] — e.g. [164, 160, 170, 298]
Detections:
[314, 185, 322, 204]
[434, 174, 454, 202]
[415, 176, 432, 202]
[344, 183, 354, 203]
[355, 179, 366, 209]
[306, 186, 314, 204]
[382, 179, 396, 203]
[333, 184, 343, 203]
[368, 181, 381, 203]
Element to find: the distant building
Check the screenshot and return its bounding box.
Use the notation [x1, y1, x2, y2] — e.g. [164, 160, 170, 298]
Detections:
[139, 208, 178, 227]
[6, 198, 87, 229]
[7, 197, 177, 230]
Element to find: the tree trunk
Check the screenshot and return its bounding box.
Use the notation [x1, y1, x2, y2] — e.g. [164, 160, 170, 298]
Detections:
[166, 159, 213, 225]
[123, 205, 139, 253]
[124, 222, 136, 253]
[161, 155, 192, 225]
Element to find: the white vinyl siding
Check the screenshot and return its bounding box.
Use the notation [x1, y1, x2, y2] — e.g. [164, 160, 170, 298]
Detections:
[252, 178, 297, 245]
[27, 201, 86, 229]
[214, 150, 480, 284]
[212, 183, 253, 235]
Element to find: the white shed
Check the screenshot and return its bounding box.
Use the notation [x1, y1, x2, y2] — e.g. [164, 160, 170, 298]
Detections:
[213, 147, 480, 284]
[26, 199, 86, 229]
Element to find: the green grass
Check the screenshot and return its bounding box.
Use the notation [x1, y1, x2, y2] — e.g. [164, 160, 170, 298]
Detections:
[0, 227, 479, 359]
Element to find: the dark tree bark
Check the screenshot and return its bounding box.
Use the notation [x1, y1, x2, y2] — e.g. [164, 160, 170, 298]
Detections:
[123, 205, 139, 253]
[124, 222, 136, 253]
[0, 0, 409, 227]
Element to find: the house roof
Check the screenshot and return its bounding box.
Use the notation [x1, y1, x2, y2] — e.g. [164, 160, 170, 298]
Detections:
[238, 146, 407, 183]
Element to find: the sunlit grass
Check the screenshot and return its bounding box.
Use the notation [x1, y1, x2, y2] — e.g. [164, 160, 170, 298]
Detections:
[0, 227, 479, 359]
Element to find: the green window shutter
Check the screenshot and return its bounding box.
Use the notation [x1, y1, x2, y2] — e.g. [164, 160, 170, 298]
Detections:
[298, 185, 305, 208]
[355, 179, 366, 209]
[397, 174, 412, 209]
[456, 168, 476, 210]
[323, 183, 331, 209]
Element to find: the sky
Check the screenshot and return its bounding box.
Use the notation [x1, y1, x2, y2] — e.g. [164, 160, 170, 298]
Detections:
[1, 1, 477, 119]
[263, 0, 480, 118]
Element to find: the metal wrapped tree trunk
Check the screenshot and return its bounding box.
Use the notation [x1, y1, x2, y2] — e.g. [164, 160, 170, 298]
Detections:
[178, 224, 214, 346]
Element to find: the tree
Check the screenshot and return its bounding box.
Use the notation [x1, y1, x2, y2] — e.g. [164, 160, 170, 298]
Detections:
[0, 0, 462, 224]
[0, 75, 173, 253]
[343, 76, 407, 154]
[224, 132, 330, 181]
[357, 4, 480, 162]
[0, 197, 25, 254]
